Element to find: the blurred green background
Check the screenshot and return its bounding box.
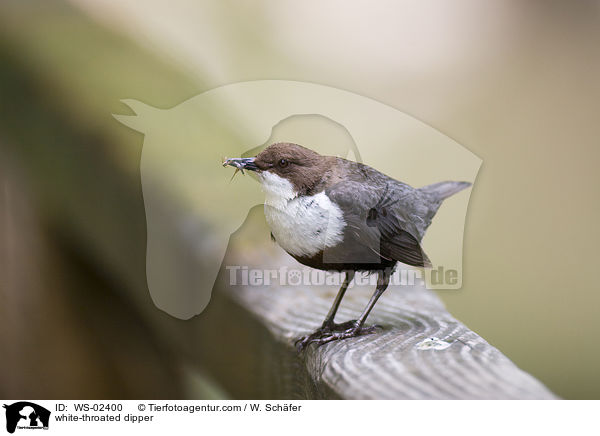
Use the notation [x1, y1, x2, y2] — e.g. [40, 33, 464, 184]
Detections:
[1, 0, 599, 399]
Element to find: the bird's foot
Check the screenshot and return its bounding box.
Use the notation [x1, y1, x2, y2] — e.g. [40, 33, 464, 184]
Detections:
[294, 321, 351, 351]
[295, 320, 382, 352]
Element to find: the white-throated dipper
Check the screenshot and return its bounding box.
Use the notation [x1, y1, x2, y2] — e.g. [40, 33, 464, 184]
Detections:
[223, 142, 470, 351]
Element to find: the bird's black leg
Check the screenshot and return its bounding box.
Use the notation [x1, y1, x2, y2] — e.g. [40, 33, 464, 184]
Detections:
[295, 271, 355, 351]
[297, 269, 391, 350]
[321, 270, 355, 330]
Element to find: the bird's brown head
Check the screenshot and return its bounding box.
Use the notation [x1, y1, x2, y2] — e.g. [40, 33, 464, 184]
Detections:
[224, 142, 334, 196]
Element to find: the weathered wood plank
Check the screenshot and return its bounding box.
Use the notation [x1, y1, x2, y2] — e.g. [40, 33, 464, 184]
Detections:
[229, 286, 557, 399]
[205, 208, 559, 400]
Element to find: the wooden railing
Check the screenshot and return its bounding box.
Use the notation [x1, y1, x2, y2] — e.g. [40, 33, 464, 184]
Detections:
[198, 209, 558, 399]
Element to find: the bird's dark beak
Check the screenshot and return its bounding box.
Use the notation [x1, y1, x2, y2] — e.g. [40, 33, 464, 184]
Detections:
[222, 157, 258, 174]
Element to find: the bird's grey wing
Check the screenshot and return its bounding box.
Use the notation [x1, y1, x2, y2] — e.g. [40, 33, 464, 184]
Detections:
[326, 180, 431, 268]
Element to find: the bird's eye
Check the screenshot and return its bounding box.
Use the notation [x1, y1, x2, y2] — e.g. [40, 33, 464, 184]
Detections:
[278, 159, 289, 168]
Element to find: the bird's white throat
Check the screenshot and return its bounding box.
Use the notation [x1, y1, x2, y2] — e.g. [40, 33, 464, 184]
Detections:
[259, 171, 346, 257]
[259, 171, 298, 209]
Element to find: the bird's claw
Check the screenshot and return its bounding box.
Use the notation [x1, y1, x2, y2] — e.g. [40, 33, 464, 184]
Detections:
[295, 321, 382, 352]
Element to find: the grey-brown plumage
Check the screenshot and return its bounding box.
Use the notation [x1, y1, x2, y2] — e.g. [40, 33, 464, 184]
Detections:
[223, 143, 470, 350]
[302, 158, 470, 271]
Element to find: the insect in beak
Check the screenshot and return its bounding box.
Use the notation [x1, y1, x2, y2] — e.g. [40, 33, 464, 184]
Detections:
[222, 157, 258, 181]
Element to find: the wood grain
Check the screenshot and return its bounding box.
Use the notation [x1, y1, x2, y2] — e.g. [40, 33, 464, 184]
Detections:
[218, 217, 558, 399]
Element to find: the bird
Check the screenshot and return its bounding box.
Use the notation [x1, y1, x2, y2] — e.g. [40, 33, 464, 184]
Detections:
[223, 142, 471, 351]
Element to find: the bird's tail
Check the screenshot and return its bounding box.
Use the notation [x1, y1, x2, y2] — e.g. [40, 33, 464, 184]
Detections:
[420, 181, 471, 201]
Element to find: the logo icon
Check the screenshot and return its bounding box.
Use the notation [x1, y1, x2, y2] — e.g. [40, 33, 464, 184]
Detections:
[114, 80, 480, 320]
[3, 402, 50, 434]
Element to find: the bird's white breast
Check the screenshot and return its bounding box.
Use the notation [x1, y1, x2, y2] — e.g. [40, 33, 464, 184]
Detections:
[259, 172, 346, 257]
